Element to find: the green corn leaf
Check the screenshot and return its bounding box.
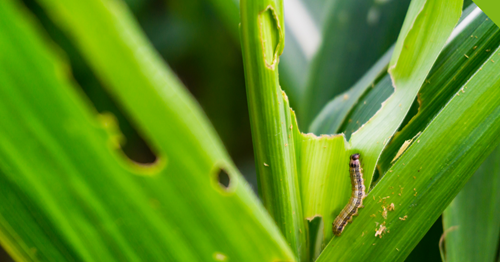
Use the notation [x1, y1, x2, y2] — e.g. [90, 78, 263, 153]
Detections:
[308, 3, 482, 139]
[300, 0, 412, 126]
[241, 0, 463, 257]
[203, 0, 412, 121]
[350, 0, 463, 189]
[309, 47, 393, 135]
[316, 43, 500, 261]
[0, 0, 295, 261]
[300, 0, 463, 249]
[313, 5, 497, 173]
[473, 0, 500, 27]
[442, 145, 500, 262]
[379, 8, 500, 174]
[3, 0, 500, 261]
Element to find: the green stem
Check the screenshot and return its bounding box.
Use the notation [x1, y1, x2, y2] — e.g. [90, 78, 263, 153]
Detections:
[240, 0, 308, 260]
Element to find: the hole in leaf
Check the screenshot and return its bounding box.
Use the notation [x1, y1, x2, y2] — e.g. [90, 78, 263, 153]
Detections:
[21, 0, 158, 165]
[259, 6, 281, 69]
[211, 165, 236, 194]
[217, 169, 231, 189]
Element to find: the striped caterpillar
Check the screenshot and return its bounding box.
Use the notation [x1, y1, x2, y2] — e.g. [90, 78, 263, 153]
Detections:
[332, 153, 366, 236]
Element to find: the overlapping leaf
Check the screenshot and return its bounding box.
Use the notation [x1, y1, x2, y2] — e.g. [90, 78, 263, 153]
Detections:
[300, 0, 412, 125]
[317, 44, 500, 261]
[379, 8, 500, 173]
[240, 0, 464, 258]
[442, 145, 500, 262]
[0, 0, 295, 261]
[299, 0, 463, 249]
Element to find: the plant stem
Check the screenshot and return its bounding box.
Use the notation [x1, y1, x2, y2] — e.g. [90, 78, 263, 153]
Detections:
[240, 0, 308, 260]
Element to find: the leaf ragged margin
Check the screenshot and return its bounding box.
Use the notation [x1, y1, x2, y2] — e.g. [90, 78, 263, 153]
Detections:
[379, 7, 500, 173]
[349, 0, 462, 190]
[293, 0, 463, 250]
[0, 0, 296, 261]
[279, 90, 354, 249]
[316, 44, 500, 261]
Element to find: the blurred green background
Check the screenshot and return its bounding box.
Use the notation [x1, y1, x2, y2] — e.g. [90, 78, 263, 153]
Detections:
[0, 0, 446, 261]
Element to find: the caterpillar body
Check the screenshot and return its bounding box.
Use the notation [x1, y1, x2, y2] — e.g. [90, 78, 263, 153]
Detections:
[332, 153, 366, 236]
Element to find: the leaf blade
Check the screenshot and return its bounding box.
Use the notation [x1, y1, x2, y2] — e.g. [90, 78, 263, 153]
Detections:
[317, 44, 500, 262]
[379, 7, 500, 173]
[0, 0, 295, 261]
[443, 145, 500, 262]
[350, 0, 463, 188]
[300, 0, 412, 126]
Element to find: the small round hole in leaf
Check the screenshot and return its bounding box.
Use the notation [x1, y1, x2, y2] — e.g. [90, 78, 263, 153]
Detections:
[217, 169, 231, 189]
[211, 165, 236, 194]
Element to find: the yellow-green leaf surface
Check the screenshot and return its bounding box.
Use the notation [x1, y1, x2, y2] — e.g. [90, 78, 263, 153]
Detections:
[314, 5, 497, 175]
[241, 0, 464, 257]
[474, 0, 500, 27]
[304, 9, 478, 240]
[379, 7, 500, 174]
[350, 0, 463, 189]
[316, 44, 500, 261]
[443, 145, 500, 262]
[0, 0, 295, 261]
[308, 3, 480, 141]
[300, 0, 463, 248]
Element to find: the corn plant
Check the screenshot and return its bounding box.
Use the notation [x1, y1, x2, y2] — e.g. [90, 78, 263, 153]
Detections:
[0, 0, 499, 261]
